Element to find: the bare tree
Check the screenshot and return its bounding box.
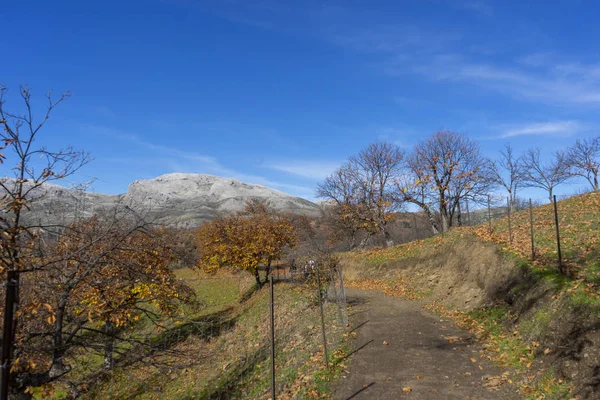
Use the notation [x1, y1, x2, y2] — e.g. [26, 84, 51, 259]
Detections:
[488, 143, 524, 211]
[349, 142, 404, 246]
[394, 155, 441, 234]
[0, 85, 91, 398]
[316, 163, 366, 249]
[317, 142, 404, 247]
[566, 136, 600, 191]
[395, 131, 492, 233]
[521, 147, 571, 202]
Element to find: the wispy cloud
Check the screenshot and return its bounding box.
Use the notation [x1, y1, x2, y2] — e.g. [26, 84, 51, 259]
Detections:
[87, 124, 315, 198]
[500, 121, 581, 138]
[268, 161, 340, 180]
[456, 1, 494, 17]
[400, 55, 600, 106]
[325, 17, 600, 107]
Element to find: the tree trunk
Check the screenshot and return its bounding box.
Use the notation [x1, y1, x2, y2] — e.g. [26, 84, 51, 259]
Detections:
[382, 229, 393, 247]
[440, 211, 449, 233]
[49, 306, 67, 379]
[264, 261, 272, 285]
[103, 321, 115, 370]
[349, 230, 357, 250]
[456, 201, 462, 227]
[358, 236, 370, 248]
[255, 270, 262, 287]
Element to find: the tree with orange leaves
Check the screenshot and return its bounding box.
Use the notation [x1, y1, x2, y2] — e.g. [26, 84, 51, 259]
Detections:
[197, 201, 297, 286]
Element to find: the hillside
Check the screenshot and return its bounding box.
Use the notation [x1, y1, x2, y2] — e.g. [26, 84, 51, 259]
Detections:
[6, 173, 322, 227]
[340, 191, 600, 399]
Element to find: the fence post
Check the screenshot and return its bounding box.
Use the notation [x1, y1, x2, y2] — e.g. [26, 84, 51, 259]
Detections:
[315, 266, 328, 368]
[529, 199, 535, 260]
[553, 195, 564, 273]
[329, 268, 343, 324]
[337, 265, 348, 326]
[269, 275, 276, 400]
[1, 271, 18, 400]
[487, 195, 492, 235]
[507, 197, 513, 245]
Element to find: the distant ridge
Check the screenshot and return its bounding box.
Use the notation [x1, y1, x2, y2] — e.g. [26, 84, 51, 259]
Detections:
[3, 173, 322, 227]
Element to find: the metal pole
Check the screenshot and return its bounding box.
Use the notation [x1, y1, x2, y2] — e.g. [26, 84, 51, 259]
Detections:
[269, 275, 276, 400]
[1, 271, 18, 400]
[315, 266, 328, 367]
[507, 197, 513, 245]
[553, 195, 564, 273]
[329, 268, 343, 324]
[337, 266, 348, 326]
[488, 195, 492, 234]
[529, 199, 535, 260]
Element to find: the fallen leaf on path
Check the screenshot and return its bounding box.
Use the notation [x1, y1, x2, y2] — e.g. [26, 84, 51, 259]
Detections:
[383, 340, 388, 345]
[544, 348, 552, 355]
[402, 387, 412, 392]
[483, 376, 504, 390]
[416, 375, 424, 380]
[470, 357, 477, 363]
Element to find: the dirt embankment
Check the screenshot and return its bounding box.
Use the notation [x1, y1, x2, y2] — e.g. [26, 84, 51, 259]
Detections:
[342, 237, 600, 399]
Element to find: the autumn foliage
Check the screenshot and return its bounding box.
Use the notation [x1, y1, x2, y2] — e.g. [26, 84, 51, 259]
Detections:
[197, 202, 297, 285]
[7, 216, 188, 393]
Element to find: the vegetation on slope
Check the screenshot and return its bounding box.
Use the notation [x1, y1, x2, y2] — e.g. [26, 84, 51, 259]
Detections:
[340, 191, 600, 400]
[72, 269, 347, 400]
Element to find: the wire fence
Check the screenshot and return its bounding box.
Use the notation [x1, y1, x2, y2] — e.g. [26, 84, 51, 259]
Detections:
[417, 192, 600, 283]
[0, 263, 349, 399]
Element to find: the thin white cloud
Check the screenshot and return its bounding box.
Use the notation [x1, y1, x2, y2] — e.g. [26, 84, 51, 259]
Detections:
[456, 1, 494, 17]
[500, 121, 581, 138]
[87, 124, 315, 199]
[405, 56, 600, 106]
[328, 21, 600, 107]
[268, 161, 340, 180]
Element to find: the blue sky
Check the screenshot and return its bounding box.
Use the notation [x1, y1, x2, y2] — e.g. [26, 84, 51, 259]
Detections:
[1, 0, 599, 201]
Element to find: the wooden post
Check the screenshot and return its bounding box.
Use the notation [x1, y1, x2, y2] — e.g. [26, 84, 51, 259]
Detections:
[315, 266, 328, 368]
[553, 195, 564, 273]
[488, 195, 492, 234]
[529, 199, 535, 260]
[269, 275, 276, 399]
[507, 197, 513, 245]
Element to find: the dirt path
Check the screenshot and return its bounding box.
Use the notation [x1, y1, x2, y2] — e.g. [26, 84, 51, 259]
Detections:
[331, 288, 520, 400]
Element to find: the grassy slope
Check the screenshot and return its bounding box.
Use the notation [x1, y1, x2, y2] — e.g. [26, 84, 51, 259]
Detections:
[78, 269, 347, 400]
[340, 191, 600, 400]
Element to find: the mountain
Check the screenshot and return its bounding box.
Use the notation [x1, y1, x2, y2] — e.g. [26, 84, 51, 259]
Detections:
[8, 173, 322, 227]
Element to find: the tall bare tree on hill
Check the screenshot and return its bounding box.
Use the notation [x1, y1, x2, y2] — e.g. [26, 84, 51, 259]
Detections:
[395, 131, 492, 233]
[316, 164, 365, 249]
[566, 136, 600, 191]
[521, 147, 571, 202]
[488, 143, 524, 211]
[317, 141, 404, 247]
[349, 141, 404, 246]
